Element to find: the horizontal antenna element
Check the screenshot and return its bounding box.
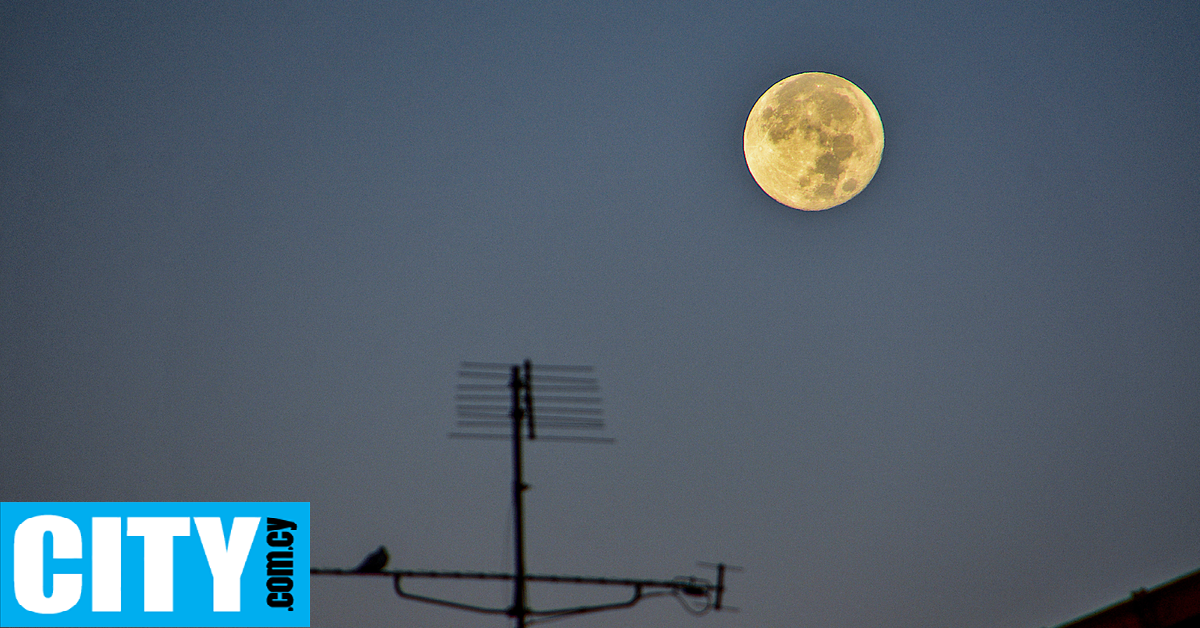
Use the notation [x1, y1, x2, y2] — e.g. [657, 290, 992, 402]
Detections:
[453, 360, 609, 443]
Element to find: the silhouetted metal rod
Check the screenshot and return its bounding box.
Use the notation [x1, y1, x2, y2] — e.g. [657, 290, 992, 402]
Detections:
[390, 579, 648, 619]
[455, 411, 511, 419]
[309, 568, 716, 590]
[458, 415, 602, 424]
[461, 361, 593, 372]
[530, 374, 597, 384]
[451, 372, 506, 381]
[525, 414, 603, 422]
[456, 405, 600, 415]
[464, 404, 607, 411]
[519, 396, 602, 404]
[460, 410, 601, 420]
[525, 364, 594, 372]
[531, 406, 601, 414]
[523, 384, 600, 392]
[460, 361, 518, 370]
[449, 433, 615, 443]
[512, 363, 530, 625]
[456, 404, 512, 412]
[455, 383, 509, 390]
[309, 567, 719, 619]
[697, 562, 743, 610]
[458, 420, 603, 429]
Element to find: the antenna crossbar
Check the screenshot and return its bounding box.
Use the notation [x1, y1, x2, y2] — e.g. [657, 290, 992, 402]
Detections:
[310, 566, 730, 619]
[311, 568, 713, 589]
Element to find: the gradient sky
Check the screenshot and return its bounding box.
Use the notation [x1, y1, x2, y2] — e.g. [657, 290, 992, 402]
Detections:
[2, 2, 1198, 628]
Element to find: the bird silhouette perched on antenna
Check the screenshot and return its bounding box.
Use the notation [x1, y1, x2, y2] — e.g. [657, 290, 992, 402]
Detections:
[354, 545, 389, 573]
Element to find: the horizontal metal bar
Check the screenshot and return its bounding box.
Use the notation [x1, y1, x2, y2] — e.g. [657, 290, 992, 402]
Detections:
[455, 414, 603, 422]
[456, 383, 509, 391]
[392, 574, 510, 615]
[460, 361, 514, 370]
[532, 374, 598, 384]
[530, 383, 600, 391]
[459, 362, 594, 373]
[529, 586, 646, 619]
[454, 394, 510, 401]
[533, 414, 604, 422]
[529, 396, 602, 404]
[458, 420, 603, 430]
[311, 568, 713, 591]
[456, 404, 510, 412]
[448, 433, 615, 443]
[457, 370, 510, 379]
[531, 421, 606, 429]
[530, 435, 615, 444]
[534, 407, 602, 415]
[530, 364, 594, 372]
[456, 407, 602, 416]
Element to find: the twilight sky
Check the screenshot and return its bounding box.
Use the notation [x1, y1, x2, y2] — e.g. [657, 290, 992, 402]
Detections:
[2, 2, 1198, 628]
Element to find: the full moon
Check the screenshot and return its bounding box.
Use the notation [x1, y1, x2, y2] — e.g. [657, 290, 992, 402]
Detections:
[744, 72, 883, 211]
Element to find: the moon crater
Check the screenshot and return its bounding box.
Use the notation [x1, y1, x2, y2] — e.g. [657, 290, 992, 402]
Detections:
[744, 73, 883, 211]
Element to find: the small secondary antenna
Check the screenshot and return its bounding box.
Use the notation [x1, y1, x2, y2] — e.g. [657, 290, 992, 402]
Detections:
[312, 359, 738, 626]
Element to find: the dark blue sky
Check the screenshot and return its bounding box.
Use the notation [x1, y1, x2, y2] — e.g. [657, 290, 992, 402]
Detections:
[2, 2, 1198, 628]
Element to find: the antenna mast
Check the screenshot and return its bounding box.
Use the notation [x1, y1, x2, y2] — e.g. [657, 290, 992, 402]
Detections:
[313, 359, 738, 626]
[510, 362, 529, 625]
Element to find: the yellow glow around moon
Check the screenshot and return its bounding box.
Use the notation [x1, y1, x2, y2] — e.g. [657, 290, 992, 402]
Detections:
[744, 72, 883, 211]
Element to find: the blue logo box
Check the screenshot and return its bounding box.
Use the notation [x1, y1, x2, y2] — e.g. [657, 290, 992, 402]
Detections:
[1, 502, 309, 627]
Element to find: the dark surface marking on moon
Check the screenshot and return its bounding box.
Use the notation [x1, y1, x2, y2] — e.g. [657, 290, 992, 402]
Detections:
[764, 105, 798, 142]
[813, 152, 844, 180]
[817, 91, 856, 125]
[830, 133, 856, 159]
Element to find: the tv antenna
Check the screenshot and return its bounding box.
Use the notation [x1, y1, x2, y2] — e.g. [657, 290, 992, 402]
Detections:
[312, 359, 740, 626]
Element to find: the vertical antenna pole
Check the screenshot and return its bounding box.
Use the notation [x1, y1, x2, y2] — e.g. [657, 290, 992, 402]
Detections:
[715, 563, 725, 610]
[510, 365, 529, 627]
[523, 359, 535, 440]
